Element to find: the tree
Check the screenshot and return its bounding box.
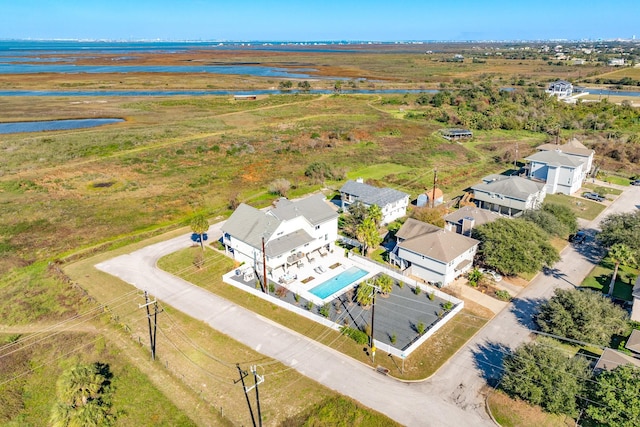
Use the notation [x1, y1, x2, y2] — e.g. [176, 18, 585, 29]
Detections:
[467, 268, 483, 287]
[542, 203, 578, 235]
[607, 243, 637, 296]
[50, 362, 115, 427]
[536, 288, 628, 346]
[367, 204, 383, 227]
[356, 217, 381, 256]
[522, 209, 568, 237]
[501, 342, 590, 416]
[375, 274, 393, 296]
[410, 206, 446, 227]
[268, 178, 291, 197]
[472, 218, 560, 275]
[297, 80, 311, 91]
[190, 214, 209, 251]
[356, 280, 375, 307]
[586, 364, 640, 427]
[597, 211, 640, 252]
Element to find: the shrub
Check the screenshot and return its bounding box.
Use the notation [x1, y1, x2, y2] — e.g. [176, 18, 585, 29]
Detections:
[442, 301, 453, 311]
[306, 301, 314, 311]
[340, 326, 369, 345]
[268, 282, 276, 293]
[495, 290, 512, 301]
[428, 292, 435, 301]
[416, 322, 426, 334]
[276, 286, 288, 298]
[413, 284, 421, 295]
[390, 333, 397, 344]
[294, 293, 300, 303]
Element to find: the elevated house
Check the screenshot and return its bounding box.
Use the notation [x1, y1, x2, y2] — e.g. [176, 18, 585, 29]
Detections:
[221, 194, 338, 275]
[339, 179, 409, 224]
[525, 150, 586, 195]
[443, 205, 502, 236]
[632, 275, 640, 323]
[390, 218, 479, 286]
[470, 175, 546, 217]
[546, 80, 573, 98]
[441, 128, 473, 141]
[536, 138, 594, 176]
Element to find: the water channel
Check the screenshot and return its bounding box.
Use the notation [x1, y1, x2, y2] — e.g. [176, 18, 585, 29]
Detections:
[0, 118, 124, 134]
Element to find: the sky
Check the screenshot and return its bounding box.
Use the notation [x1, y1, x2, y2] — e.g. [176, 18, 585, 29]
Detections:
[0, 0, 638, 42]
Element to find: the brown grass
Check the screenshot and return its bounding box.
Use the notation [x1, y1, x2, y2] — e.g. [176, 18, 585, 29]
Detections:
[487, 390, 574, 427]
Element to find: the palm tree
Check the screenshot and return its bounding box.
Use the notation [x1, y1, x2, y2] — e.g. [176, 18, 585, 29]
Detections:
[190, 214, 209, 251]
[607, 243, 636, 297]
[367, 204, 383, 227]
[375, 274, 393, 297]
[356, 280, 375, 308]
[356, 217, 381, 256]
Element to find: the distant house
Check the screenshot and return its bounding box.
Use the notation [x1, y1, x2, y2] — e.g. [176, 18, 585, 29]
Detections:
[221, 194, 338, 274]
[441, 128, 473, 141]
[234, 94, 258, 100]
[470, 175, 546, 217]
[443, 205, 502, 236]
[546, 80, 573, 98]
[390, 218, 479, 286]
[339, 179, 409, 224]
[417, 188, 444, 207]
[536, 138, 595, 175]
[631, 275, 640, 322]
[525, 150, 586, 195]
[608, 58, 625, 66]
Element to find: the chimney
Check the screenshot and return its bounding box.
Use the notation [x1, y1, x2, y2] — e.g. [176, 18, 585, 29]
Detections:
[461, 216, 475, 236]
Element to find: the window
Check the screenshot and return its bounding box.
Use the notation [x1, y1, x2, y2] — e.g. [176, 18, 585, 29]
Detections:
[315, 225, 320, 230]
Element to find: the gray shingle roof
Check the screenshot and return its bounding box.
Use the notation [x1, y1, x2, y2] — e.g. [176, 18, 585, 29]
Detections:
[221, 203, 281, 249]
[525, 150, 584, 168]
[340, 180, 408, 207]
[396, 218, 479, 263]
[594, 348, 640, 372]
[626, 330, 640, 354]
[537, 138, 593, 157]
[270, 193, 338, 225]
[471, 176, 545, 201]
[444, 206, 502, 227]
[265, 229, 314, 257]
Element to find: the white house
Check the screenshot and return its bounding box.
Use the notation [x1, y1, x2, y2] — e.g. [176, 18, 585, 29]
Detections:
[339, 179, 409, 224]
[390, 218, 479, 286]
[608, 58, 625, 66]
[471, 175, 546, 217]
[536, 138, 594, 176]
[221, 194, 338, 274]
[525, 150, 586, 195]
[546, 80, 573, 98]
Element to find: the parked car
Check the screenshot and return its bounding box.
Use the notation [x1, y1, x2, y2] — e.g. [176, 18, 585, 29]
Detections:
[479, 268, 503, 282]
[570, 230, 587, 244]
[631, 180, 640, 186]
[583, 192, 605, 202]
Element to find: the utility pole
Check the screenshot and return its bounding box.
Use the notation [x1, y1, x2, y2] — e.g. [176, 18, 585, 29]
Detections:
[235, 364, 264, 427]
[371, 289, 377, 363]
[139, 291, 162, 360]
[431, 168, 438, 208]
[262, 237, 268, 294]
[514, 142, 519, 171]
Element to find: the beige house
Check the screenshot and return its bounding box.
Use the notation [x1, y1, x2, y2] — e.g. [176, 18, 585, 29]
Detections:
[471, 175, 546, 217]
[390, 218, 479, 286]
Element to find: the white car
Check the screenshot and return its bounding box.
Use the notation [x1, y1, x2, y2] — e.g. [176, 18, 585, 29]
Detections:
[479, 268, 503, 282]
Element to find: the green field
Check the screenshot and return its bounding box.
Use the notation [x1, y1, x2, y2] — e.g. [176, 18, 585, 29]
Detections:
[544, 193, 606, 221]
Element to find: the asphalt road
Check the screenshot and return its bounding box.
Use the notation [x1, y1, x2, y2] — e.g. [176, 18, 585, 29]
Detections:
[95, 185, 640, 426]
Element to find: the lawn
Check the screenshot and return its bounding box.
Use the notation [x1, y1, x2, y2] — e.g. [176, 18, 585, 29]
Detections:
[487, 390, 574, 427]
[582, 183, 623, 196]
[544, 193, 605, 221]
[581, 257, 637, 301]
[600, 174, 631, 186]
[346, 162, 413, 181]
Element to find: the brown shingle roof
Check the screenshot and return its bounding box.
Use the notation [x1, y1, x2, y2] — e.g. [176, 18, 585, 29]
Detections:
[396, 218, 479, 263]
[594, 348, 640, 372]
[626, 330, 640, 354]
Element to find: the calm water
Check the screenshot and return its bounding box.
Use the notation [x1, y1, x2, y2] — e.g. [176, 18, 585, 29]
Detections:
[0, 89, 436, 97]
[309, 266, 369, 299]
[0, 118, 124, 134]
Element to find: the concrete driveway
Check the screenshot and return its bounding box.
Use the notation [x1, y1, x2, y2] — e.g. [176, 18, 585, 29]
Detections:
[95, 185, 640, 426]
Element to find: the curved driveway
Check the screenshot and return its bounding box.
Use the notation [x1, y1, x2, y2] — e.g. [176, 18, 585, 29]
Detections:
[96, 186, 640, 426]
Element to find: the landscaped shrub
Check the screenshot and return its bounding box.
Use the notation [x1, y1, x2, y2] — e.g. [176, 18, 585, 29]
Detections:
[495, 290, 512, 301]
[340, 326, 369, 345]
[416, 322, 426, 334]
[442, 301, 453, 311]
[413, 284, 421, 295]
[319, 303, 330, 318]
[428, 292, 435, 301]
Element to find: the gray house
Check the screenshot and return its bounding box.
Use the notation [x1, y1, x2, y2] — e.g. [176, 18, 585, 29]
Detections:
[339, 179, 409, 224]
[471, 175, 546, 217]
[443, 206, 502, 236]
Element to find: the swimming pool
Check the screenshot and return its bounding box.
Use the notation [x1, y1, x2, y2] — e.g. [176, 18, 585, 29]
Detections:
[309, 266, 369, 299]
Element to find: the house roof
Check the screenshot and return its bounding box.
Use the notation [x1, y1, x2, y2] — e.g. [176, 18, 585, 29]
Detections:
[633, 275, 640, 299]
[340, 180, 408, 207]
[626, 330, 640, 354]
[270, 193, 338, 225]
[444, 205, 502, 227]
[537, 138, 593, 157]
[397, 218, 479, 263]
[548, 80, 572, 88]
[525, 150, 584, 168]
[594, 348, 640, 372]
[471, 176, 545, 202]
[264, 229, 314, 257]
[221, 203, 281, 249]
[221, 194, 337, 251]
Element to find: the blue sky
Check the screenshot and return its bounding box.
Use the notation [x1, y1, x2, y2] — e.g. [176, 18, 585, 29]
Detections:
[1, 0, 638, 41]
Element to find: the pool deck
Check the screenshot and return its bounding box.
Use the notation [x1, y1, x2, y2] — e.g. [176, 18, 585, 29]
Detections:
[228, 250, 380, 306]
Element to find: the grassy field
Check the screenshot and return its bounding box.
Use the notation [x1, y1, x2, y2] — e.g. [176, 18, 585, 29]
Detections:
[487, 390, 574, 427]
[544, 193, 606, 221]
[581, 257, 638, 301]
[581, 183, 623, 195]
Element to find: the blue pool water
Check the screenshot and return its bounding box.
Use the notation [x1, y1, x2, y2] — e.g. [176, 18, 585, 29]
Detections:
[0, 118, 124, 134]
[309, 266, 368, 299]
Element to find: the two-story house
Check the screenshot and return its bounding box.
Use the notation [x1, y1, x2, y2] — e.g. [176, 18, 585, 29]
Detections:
[339, 179, 409, 224]
[536, 138, 594, 177]
[526, 150, 585, 195]
[221, 194, 338, 274]
[390, 218, 479, 286]
[471, 175, 546, 217]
